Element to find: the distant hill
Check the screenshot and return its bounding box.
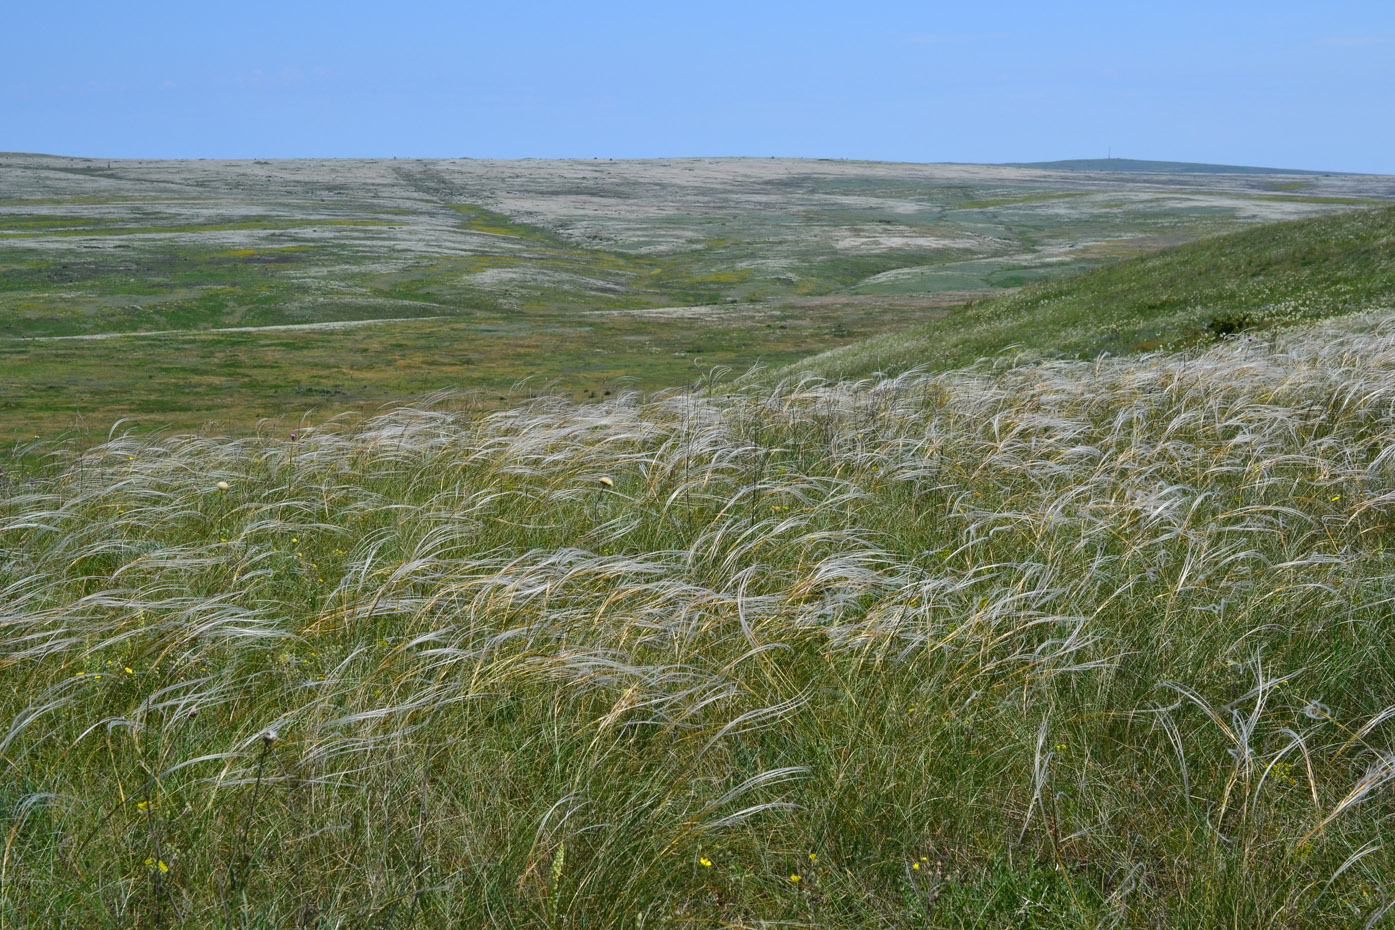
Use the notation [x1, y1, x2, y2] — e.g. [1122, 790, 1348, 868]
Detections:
[1009, 157, 1323, 175]
[784, 203, 1395, 380]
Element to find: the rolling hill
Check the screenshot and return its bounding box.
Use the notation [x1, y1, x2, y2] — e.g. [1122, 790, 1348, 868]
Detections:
[786, 203, 1395, 380]
[4, 155, 1394, 438]
[1008, 157, 1322, 175]
[4, 190, 1395, 927]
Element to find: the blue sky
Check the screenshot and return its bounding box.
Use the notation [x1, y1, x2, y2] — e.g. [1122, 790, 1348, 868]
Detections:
[4, 1, 1393, 172]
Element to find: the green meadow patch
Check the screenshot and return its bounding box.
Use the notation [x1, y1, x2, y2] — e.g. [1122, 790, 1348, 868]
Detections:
[789, 204, 1395, 380]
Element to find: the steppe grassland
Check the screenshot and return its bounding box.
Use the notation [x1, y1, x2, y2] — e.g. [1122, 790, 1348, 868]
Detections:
[4, 312, 1395, 926]
[793, 203, 1395, 381]
[5, 155, 1395, 437]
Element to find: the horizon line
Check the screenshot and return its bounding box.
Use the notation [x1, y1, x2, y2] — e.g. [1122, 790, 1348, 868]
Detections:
[0, 151, 1380, 176]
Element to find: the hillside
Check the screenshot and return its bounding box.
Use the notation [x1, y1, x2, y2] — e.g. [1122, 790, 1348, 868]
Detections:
[1009, 157, 1319, 175]
[788, 204, 1395, 380]
[4, 308, 1395, 926]
[5, 155, 1394, 439]
[6, 169, 1395, 927]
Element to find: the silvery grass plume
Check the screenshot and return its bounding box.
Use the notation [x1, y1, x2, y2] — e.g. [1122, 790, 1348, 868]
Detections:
[2, 313, 1395, 925]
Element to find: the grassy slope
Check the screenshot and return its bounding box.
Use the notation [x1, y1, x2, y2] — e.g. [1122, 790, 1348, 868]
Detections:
[788, 204, 1395, 380]
[4, 318, 1395, 927]
[9, 155, 1392, 440]
[5, 186, 1395, 929]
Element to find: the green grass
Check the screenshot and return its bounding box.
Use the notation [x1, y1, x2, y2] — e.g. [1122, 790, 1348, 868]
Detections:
[951, 191, 1091, 210]
[6, 165, 1395, 926]
[0, 300, 935, 440]
[788, 204, 1395, 380]
[0, 218, 388, 238]
[4, 314, 1395, 926]
[8, 155, 1391, 442]
[447, 203, 571, 245]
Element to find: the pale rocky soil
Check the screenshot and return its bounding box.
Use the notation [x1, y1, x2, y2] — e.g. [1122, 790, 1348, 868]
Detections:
[3, 153, 1393, 339]
[5, 154, 1391, 258]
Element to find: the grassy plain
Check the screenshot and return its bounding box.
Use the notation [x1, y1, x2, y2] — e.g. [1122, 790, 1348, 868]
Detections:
[5, 160, 1395, 927]
[5, 154, 1394, 439]
[4, 311, 1395, 927]
[1, 299, 933, 440]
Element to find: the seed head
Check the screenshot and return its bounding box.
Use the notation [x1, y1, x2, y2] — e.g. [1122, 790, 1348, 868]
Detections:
[599, 476, 614, 488]
[261, 728, 279, 746]
[216, 481, 230, 491]
[1303, 699, 1332, 720]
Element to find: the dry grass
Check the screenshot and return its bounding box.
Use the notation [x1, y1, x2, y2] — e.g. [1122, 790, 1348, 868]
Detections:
[4, 313, 1395, 926]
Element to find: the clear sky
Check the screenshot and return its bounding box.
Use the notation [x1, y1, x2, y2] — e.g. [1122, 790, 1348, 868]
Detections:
[4, 0, 1393, 173]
